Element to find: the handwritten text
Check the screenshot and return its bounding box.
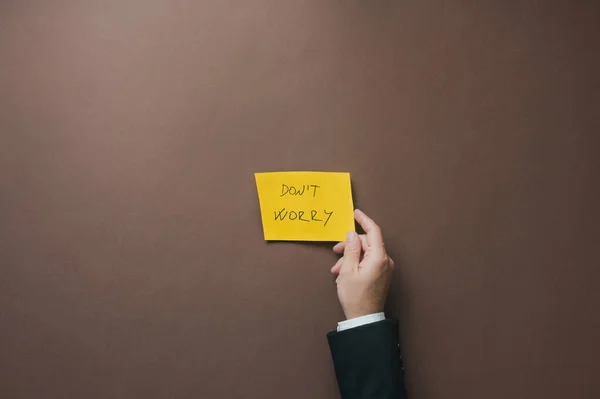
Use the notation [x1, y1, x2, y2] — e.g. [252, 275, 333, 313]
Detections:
[280, 184, 320, 197]
[274, 208, 333, 226]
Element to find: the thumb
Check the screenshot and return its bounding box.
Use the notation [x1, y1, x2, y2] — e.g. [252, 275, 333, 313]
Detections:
[342, 231, 361, 273]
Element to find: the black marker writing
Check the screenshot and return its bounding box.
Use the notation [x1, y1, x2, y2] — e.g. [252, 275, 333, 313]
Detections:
[273, 207, 333, 227]
[280, 184, 320, 197]
[298, 211, 309, 222]
[310, 210, 322, 222]
[274, 208, 288, 221]
[323, 210, 334, 226]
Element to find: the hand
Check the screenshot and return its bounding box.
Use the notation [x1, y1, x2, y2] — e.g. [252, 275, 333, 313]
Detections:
[331, 209, 395, 320]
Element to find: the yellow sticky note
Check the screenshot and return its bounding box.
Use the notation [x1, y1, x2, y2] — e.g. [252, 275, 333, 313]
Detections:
[255, 171, 355, 241]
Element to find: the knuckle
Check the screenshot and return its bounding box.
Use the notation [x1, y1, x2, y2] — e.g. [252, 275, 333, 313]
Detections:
[346, 247, 361, 255]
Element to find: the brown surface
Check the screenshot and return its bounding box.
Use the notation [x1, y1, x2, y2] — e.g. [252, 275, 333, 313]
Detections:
[1, 1, 599, 398]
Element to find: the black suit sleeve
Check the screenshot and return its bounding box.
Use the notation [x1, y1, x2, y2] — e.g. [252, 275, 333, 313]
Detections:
[327, 320, 407, 399]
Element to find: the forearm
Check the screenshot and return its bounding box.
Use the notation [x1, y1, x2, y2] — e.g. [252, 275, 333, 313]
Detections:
[328, 319, 407, 399]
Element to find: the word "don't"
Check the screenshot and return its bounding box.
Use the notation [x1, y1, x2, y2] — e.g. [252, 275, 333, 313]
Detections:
[280, 184, 320, 197]
[274, 208, 333, 226]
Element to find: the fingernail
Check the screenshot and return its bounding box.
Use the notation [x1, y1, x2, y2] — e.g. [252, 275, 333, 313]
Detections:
[346, 231, 357, 242]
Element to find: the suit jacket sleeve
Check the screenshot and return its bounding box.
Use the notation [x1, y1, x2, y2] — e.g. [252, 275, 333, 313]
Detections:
[327, 319, 408, 399]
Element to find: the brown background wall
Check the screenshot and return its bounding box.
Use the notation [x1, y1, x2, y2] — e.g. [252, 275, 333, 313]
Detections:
[1, 1, 599, 398]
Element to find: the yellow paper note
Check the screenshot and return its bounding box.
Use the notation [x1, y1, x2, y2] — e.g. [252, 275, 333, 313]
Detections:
[255, 171, 355, 241]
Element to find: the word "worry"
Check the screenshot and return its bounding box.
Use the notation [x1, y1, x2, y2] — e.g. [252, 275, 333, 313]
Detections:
[280, 184, 320, 197]
[274, 208, 333, 226]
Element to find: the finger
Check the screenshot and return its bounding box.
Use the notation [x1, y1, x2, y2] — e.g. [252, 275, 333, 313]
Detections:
[359, 234, 368, 251]
[341, 231, 361, 273]
[332, 235, 368, 254]
[332, 241, 344, 254]
[354, 209, 384, 251]
[330, 257, 343, 275]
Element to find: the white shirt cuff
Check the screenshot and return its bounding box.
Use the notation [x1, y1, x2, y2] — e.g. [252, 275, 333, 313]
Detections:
[337, 312, 385, 332]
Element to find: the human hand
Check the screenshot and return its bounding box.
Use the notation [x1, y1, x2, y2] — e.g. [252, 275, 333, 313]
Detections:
[331, 209, 395, 320]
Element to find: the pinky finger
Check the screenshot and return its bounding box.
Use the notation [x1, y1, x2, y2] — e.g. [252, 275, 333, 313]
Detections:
[333, 242, 345, 254]
[330, 257, 344, 275]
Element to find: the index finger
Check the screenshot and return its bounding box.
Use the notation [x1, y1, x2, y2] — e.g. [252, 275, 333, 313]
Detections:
[354, 209, 385, 251]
